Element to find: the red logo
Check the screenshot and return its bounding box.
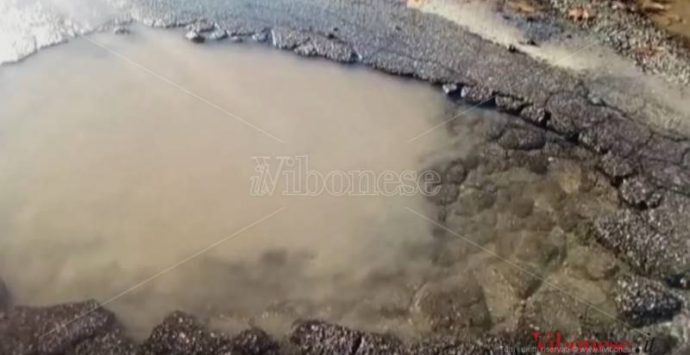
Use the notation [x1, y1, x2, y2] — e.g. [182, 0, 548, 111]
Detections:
[531, 331, 636, 353]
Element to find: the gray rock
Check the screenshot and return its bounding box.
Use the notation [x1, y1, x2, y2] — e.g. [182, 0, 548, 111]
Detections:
[614, 275, 682, 327]
[270, 27, 356, 62]
[585, 253, 619, 281]
[524, 153, 549, 175]
[460, 85, 494, 105]
[112, 26, 129, 35]
[619, 176, 662, 208]
[497, 127, 545, 150]
[451, 188, 495, 217]
[484, 119, 507, 141]
[522, 289, 585, 336]
[441, 83, 459, 96]
[67, 328, 137, 355]
[270, 27, 310, 50]
[643, 160, 690, 195]
[642, 194, 690, 287]
[290, 320, 511, 355]
[186, 19, 216, 33]
[355, 333, 407, 355]
[142, 311, 229, 355]
[594, 209, 689, 282]
[581, 115, 650, 157]
[545, 93, 606, 138]
[640, 135, 688, 165]
[297, 36, 357, 63]
[598, 152, 636, 180]
[507, 197, 533, 218]
[519, 105, 547, 125]
[496, 262, 543, 299]
[207, 29, 228, 41]
[251, 31, 269, 43]
[495, 95, 526, 113]
[290, 320, 362, 355]
[443, 159, 467, 185]
[427, 184, 460, 206]
[0, 300, 115, 355]
[643, 333, 679, 355]
[185, 30, 205, 43]
[217, 328, 280, 355]
[411, 273, 492, 335]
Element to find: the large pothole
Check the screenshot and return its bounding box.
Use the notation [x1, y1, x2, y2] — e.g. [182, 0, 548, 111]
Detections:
[0, 28, 453, 339]
[1, 3, 690, 353]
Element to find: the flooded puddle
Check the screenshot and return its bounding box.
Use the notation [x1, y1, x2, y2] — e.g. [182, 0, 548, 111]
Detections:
[0, 25, 630, 344]
[0, 28, 452, 338]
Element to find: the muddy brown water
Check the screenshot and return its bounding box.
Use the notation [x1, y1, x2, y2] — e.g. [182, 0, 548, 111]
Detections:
[0, 28, 459, 338]
[0, 25, 631, 343]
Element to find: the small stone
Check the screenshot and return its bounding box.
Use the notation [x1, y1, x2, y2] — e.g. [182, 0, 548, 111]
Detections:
[460, 85, 494, 104]
[646, 333, 678, 355]
[585, 253, 619, 280]
[483, 120, 506, 141]
[550, 158, 583, 194]
[441, 83, 459, 95]
[186, 19, 215, 33]
[524, 39, 538, 46]
[497, 127, 545, 150]
[587, 94, 604, 105]
[113, 26, 129, 35]
[412, 273, 492, 334]
[251, 31, 269, 42]
[598, 152, 635, 179]
[520, 105, 548, 125]
[185, 30, 205, 43]
[143, 311, 229, 355]
[495, 95, 526, 113]
[207, 29, 228, 41]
